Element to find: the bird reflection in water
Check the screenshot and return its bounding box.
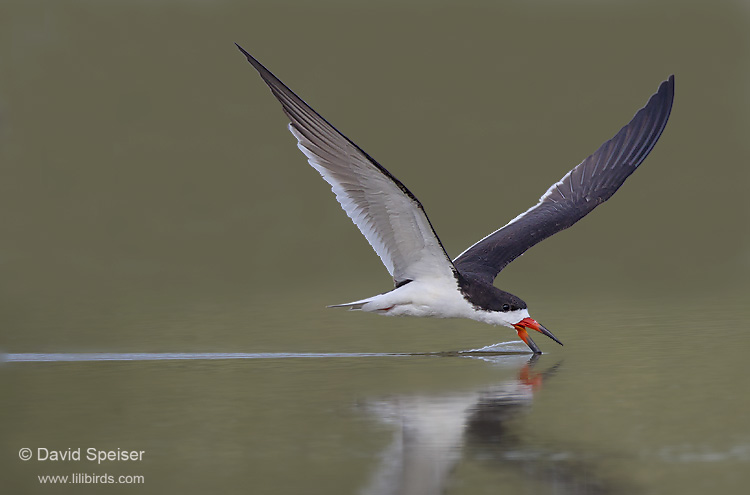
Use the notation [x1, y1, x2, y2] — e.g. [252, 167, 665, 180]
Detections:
[360, 356, 621, 495]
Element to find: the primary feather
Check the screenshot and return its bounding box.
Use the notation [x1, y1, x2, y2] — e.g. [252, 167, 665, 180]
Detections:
[236, 44, 456, 286]
[453, 76, 674, 284]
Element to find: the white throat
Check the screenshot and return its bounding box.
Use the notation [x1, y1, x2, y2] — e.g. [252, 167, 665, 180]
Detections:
[467, 307, 530, 328]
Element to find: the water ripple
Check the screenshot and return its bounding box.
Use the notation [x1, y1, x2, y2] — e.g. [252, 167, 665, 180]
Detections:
[1, 348, 531, 363]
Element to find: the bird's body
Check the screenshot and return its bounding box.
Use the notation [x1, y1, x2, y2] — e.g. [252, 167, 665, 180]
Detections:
[236, 44, 674, 353]
[335, 276, 531, 328]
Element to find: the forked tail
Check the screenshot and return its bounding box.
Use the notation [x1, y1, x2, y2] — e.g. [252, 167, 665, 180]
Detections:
[327, 301, 366, 310]
[327, 296, 377, 311]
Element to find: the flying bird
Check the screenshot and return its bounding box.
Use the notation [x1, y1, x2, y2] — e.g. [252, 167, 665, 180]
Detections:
[236, 43, 674, 353]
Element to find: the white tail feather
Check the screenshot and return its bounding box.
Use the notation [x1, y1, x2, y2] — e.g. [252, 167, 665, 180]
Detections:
[327, 295, 379, 310]
[327, 301, 366, 310]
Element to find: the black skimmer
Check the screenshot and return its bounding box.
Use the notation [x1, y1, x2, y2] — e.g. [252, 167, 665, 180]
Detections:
[236, 44, 674, 354]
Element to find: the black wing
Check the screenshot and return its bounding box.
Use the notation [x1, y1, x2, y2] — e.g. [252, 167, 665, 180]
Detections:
[453, 76, 674, 284]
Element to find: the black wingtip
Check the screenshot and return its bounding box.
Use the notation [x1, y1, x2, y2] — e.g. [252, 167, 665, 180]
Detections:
[235, 42, 251, 58]
[233, 43, 280, 85]
[659, 75, 675, 108]
[646, 75, 674, 111]
[666, 74, 675, 91]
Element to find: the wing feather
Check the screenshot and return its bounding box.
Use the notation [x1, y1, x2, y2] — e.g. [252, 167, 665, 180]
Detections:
[453, 76, 674, 283]
[237, 44, 455, 284]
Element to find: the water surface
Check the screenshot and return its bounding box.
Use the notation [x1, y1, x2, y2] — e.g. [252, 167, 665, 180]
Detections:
[1, 0, 748, 494]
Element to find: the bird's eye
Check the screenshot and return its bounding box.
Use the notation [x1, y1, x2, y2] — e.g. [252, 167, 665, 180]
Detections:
[502, 304, 510, 311]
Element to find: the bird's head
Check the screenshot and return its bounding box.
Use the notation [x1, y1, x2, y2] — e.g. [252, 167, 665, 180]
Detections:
[490, 291, 564, 354]
[457, 275, 564, 353]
